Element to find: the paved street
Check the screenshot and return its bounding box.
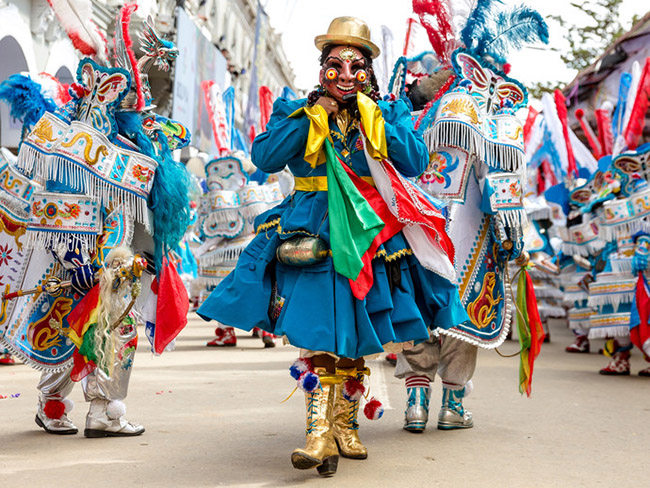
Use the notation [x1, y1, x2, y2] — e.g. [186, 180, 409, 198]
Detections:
[1, 315, 649, 487]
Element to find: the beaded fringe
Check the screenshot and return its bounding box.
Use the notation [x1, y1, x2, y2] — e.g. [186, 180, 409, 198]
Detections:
[587, 292, 635, 310]
[424, 121, 524, 171]
[199, 244, 247, 267]
[561, 239, 605, 256]
[25, 230, 97, 253]
[0, 337, 74, 373]
[588, 325, 630, 340]
[600, 218, 650, 243]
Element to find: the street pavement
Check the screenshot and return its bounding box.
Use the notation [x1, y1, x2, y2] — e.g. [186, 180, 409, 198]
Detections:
[1, 315, 649, 487]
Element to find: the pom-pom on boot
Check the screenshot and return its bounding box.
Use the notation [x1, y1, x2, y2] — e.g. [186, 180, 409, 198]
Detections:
[291, 367, 339, 476]
[35, 397, 78, 435]
[84, 399, 145, 437]
[363, 397, 384, 420]
[290, 358, 321, 392]
[333, 368, 368, 460]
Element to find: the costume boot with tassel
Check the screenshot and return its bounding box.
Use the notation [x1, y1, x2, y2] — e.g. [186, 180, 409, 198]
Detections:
[291, 368, 339, 476]
[333, 368, 368, 460]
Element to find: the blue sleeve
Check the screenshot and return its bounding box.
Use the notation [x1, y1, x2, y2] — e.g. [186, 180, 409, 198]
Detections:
[379, 98, 429, 178]
[251, 98, 310, 173]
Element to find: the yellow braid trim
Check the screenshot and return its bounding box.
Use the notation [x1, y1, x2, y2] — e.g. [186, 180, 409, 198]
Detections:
[375, 248, 413, 261]
[256, 218, 281, 234]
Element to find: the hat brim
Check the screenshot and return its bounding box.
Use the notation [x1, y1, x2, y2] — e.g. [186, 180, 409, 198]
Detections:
[314, 34, 380, 59]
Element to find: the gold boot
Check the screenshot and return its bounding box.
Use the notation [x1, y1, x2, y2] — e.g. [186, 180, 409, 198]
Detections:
[291, 369, 340, 476]
[333, 368, 368, 460]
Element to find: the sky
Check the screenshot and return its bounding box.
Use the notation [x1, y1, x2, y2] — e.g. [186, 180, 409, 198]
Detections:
[263, 0, 647, 94]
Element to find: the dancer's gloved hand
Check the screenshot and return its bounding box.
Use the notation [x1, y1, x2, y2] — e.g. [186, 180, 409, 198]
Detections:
[632, 235, 650, 275]
[492, 218, 523, 262]
[632, 252, 649, 275]
[70, 264, 96, 295]
[494, 236, 523, 262]
[506, 237, 524, 261]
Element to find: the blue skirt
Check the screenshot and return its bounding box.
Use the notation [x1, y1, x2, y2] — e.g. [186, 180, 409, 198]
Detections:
[198, 222, 468, 359]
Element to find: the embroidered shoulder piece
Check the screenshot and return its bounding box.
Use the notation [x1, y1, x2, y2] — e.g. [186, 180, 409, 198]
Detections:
[423, 50, 526, 173]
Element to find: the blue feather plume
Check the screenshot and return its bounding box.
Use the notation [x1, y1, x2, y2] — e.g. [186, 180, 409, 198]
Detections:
[115, 111, 192, 273]
[460, 0, 503, 53]
[115, 110, 147, 144]
[0, 74, 57, 136]
[149, 130, 191, 273]
[480, 6, 549, 64]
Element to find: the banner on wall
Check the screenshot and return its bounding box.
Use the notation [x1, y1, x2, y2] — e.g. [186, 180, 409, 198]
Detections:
[172, 7, 230, 154]
[244, 1, 269, 138]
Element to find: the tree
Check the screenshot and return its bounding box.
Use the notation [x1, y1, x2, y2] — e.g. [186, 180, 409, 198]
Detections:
[549, 0, 638, 72]
[527, 0, 638, 98]
[528, 80, 557, 100]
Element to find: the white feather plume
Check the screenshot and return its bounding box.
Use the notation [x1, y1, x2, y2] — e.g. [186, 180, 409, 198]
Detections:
[46, 0, 109, 65]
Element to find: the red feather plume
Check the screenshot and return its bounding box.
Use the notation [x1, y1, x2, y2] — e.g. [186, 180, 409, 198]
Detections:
[46, 0, 108, 63]
[117, 4, 145, 111]
[412, 0, 456, 66]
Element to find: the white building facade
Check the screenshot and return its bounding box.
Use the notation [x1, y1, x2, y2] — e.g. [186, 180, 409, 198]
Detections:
[0, 0, 297, 149]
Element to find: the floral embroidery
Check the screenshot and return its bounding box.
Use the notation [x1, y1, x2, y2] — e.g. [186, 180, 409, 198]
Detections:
[420, 151, 459, 189]
[59, 203, 81, 219]
[354, 136, 364, 152]
[0, 243, 13, 267]
[132, 164, 153, 183]
[32, 202, 80, 219]
[428, 153, 447, 183]
[508, 182, 521, 198]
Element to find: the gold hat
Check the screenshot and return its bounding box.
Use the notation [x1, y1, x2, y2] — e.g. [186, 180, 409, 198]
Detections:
[314, 17, 380, 59]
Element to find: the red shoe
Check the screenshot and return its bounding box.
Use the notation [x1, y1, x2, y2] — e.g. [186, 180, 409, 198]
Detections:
[0, 353, 16, 365]
[261, 331, 276, 348]
[639, 367, 650, 377]
[599, 350, 631, 375]
[251, 328, 260, 338]
[385, 353, 397, 366]
[207, 327, 237, 347]
[565, 335, 589, 353]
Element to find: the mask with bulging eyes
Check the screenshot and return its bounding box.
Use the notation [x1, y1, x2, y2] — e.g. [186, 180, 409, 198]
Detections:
[319, 45, 370, 103]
